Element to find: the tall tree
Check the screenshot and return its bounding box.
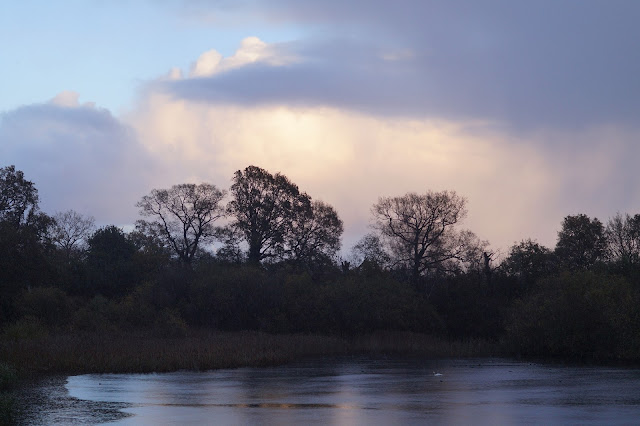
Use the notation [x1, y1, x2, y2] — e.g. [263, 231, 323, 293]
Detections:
[228, 165, 311, 264]
[286, 200, 343, 264]
[0, 165, 41, 228]
[555, 214, 606, 270]
[0, 166, 53, 322]
[371, 190, 473, 286]
[136, 183, 226, 265]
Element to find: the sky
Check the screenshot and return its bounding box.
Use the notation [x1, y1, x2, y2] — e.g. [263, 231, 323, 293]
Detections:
[2, 0, 640, 256]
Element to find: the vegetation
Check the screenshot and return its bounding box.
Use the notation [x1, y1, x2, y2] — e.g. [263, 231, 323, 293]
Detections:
[1, 163, 640, 397]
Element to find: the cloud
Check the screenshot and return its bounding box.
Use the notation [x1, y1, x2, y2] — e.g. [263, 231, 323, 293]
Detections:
[165, 1, 640, 133]
[0, 93, 157, 225]
[126, 34, 640, 252]
[188, 37, 298, 78]
[128, 89, 640, 252]
[5, 1, 640, 258]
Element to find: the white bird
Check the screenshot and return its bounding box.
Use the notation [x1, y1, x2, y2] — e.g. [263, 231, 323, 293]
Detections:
[433, 372, 443, 376]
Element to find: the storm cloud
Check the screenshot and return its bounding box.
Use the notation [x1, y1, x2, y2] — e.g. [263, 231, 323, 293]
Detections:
[166, 0, 640, 133]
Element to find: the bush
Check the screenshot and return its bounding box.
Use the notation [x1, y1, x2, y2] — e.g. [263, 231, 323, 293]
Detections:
[17, 287, 73, 326]
[0, 363, 17, 392]
[505, 271, 640, 361]
[2, 317, 48, 341]
[71, 295, 119, 332]
[0, 392, 15, 426]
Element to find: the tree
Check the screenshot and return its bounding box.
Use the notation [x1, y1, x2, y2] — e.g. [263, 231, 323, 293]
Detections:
[605, 212, 640, 265]
[136, 183, 226, 265]
[0, 166, 53, 322]
[0, 165, 39, 228]
[228, 165, 311, 264]
[501, 239, 554, 287]
[371, 190, 473, 288]
[86, 226, 138, 297]
[555, 214, 606, 270]
[286, 200, 343, 264]
[51, 210, 95, 260]
[350, 233, 391, 269]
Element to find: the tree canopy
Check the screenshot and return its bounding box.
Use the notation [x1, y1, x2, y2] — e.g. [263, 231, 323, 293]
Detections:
[0, 165, 42, 229]
[51, 210, 95, 260]
[136, 183, 226, 265]
[286, 200, 343, 264]
[371, 190, 478, 287]
[228, 165, 311, 264]
[605, 212, 640, 265]
[555, 214, 606, 270]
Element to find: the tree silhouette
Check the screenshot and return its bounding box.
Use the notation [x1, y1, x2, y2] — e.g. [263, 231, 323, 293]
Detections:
[86, 225, 138, 297]
[502, 239, 554, 287]
[371, 190, 473, 288]
[555, 214, 606, 270]
[0, 165, 41, 228]
[136, 183, 226, 265]
[605, 212, 640, 265]
[51, 210, 95, 261]
[228, 165, 311, 264]
[286, 200, 343, 265]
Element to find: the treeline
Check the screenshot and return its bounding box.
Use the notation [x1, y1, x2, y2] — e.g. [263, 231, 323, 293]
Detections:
[1, 164, 640, 362]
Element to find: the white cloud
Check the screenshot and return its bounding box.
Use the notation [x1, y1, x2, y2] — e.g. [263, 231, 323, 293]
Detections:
[0, 93, 157, 225]
[127, 90, 576, 252]
[127, 37, 640, 253]
[188, 36, 297, 78]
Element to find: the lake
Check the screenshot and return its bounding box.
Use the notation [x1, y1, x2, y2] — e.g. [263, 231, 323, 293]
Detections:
[16, 357, 640, 425]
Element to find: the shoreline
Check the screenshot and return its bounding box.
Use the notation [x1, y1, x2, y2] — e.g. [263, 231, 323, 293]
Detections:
[1, 330, 501, 378]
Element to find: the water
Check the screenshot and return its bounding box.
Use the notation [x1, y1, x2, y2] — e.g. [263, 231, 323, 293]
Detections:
[17, 358, 640, 425]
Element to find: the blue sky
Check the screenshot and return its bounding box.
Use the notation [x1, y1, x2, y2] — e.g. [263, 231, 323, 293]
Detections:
[0, 0, 303, 113]
[2, 0, 640, 254]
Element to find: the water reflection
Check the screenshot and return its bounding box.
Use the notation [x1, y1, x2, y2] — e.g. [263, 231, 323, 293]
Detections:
[18, 358, 640, 425]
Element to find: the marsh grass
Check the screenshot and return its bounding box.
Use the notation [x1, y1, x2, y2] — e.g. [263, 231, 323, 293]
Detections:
[0, 362, 18, 426]
[0, 330, 502, 377]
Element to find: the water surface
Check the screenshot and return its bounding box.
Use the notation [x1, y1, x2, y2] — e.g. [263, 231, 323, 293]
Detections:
[18, 358, 640, 424]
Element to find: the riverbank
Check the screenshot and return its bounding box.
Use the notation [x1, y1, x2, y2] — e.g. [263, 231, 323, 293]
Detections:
[0, 330, 501, 423]
[0, 330, 500, 376]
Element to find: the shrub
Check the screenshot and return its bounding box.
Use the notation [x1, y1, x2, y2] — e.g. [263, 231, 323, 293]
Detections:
[0, 363, 17, 392]
[505, 271, 640, 360]
[2, 317, 48, 341]
[17, 287, 73, 326]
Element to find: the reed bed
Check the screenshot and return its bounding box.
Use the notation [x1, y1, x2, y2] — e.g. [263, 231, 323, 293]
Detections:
[0, 330, 503, 377]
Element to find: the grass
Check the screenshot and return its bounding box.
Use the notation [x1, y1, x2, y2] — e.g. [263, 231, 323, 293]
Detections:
[0, 362, 18, 426]
[0, 329, 503, 424]
[0, 330, 503, 376]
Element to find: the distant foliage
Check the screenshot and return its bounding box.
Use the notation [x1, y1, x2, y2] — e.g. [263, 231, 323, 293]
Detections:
[505, 272, 640, 360]
[4, 163, 640, 362]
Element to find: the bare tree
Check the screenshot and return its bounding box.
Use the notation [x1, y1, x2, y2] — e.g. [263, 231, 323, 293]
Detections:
[371, 190, 473, 287]
[605, 212, 640, 265]
[136, 183, 226, 265]
[51, 210, 95, 259]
